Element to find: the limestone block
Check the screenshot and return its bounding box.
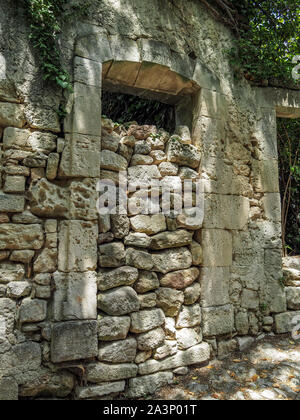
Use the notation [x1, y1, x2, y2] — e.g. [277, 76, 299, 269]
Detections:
[235, 312, 249, 335]
[0, 193, 25, 213]
[154, 340, 177, 360]
[99, 214, 111, 234]
[10, 250, 35, 264]
[200, 267, 230, 307]
[19, 298, 47, 323]
[275, 311, 300, 334]
[76, 381, 125, 399]
[127, 372, 173, 399]
[111, 213, 130, 239]
[51, 320, 98, 363]
[128, 125, 157, 140]
[102, 130, 121, 152]
[176, 328, 202, 350]
[46, 153, 59, 180]
[160, 267, 199, 290]
[58, 221, 98, 272]
[130, 214, 166, 236]
[24, 104, 60, 133]
[2, 129, 57, 153]
[135, 351, 152, 364]
[184, 282, 201, 305]
[176, 304, 201, 328]
[29, 178, 68, 218]
[241, 289, 259, 310]
[199, 229, 232, 267]
[76, 33, 112, 62]
[176, 208, 204, 230]
[0, 263, 25, 283]
[138, 292, 157, 309]
[150, 229, 193, 250]
[156, 287, 184, 317]
[99, 242, 125, 268]
[150, 150, 166, 165]
[134, 140, 152, 155]
[59, 133, 100, 178]
[98, 315, 131, 341]
[262, 193, 281, 222]
[74, 56, 102, 87]
[189, 240, 203, 265]
[178, 167, 198, 179]
[53, 272, 97, 321]
[101, 149, 128, 172]
[264, 248, 282, 268]
[64, 83, 101, 136]
[194, 88, 228, 120]
[175, 126, 191, 144]
[137, 327, 165, 351]
[134, 270, 159, 293]
[34, 248, 57, 273]
[252, 159, 279, 193]
[166, 137, 201, 169]
[261, 268, 287, 314]
[98, 337, 137, 363]
[252, 108, 277, 159]
[4, 165, 30, 177]
[152, 247, 192, 274]
[98, 266, 138, 291]
[0, 224, 43, 250]
[0, 298, 16, 340]
[7, 281, 31, 299]
[86, 363, 138, 383]
[97, 286, 140, 316]
[203, 194, 249, 230]
[128, 165, 161, 185]
[138, 343, 210, 375]
[130, 308, 165, 333]
[19, 369, 75, 398]
[286, 287, 300, 310]
[202, 304, 234, 336]
[4, 175, 25, 193]
[126, 247, 153, 270]
[192, 116, 224, 156]
[0, 103, 25, 128]
[159, 162, 178, 176]
[0, 377, 18, 400]
[124, 232, 151, 248]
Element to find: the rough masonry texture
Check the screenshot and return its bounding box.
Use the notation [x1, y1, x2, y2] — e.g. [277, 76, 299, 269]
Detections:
[0, 0, 299, 400]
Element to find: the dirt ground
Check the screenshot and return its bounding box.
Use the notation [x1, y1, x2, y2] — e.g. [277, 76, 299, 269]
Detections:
[153, 335, 300, 401]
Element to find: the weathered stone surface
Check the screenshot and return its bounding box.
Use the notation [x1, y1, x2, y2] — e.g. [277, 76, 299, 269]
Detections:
[98, 315, 131, 341]
[101, 149, 128, 172]
[286, 287, 300, 310]
[3, 129, 56, 154]
[199, 229, 232, 267]
[156, 287, 184, 317]
[126, 247, 153, 270]
[150, 229, 193, 250]
[252, 159, 279, 193]
[124, 232, 151, 248]
[218, 339, 237, 358]
[150, 150, 166, 165]
[130, 308, 165, 333]
[154, 340, 177, 360]
[19, 298, 47, 323]
[34, 248, 57, 273]
[4, 175, 26, 193]
[0, 193, 25, 213]
[189, 240, 203, 265]
[99, 242, 125, 268]
[159, 161, 178, 176]
[131, 154, 153, 165]
[19, 369, 75, 398]
[128, 125, 157, 140]
[235, 312, 249, 336]
[275, 311, 300, 334]
[175, 126, 191, 144]
[138, 343, 210, 375]
[176, 328, 202, 350]
[58, 221, 98, 272]
[0, 223, 43, 251]
[7, 281, 31, 299]
[177, 208, 204, 230]
[128, 165, 161, 185]
[86, 363, 138, 383]
[102, 130, 121, 152]
[98, 266, 138, 291]
[178, 166, 198, 179]
[138, 292, 157, 308]
[152, 247, 192, 274]
[184, 282, 201, 305]
[11, 211, 41, 224]
[134, 271, 159, 293]
[127, 372, 173, 398]
[97, 286, 140, 316]
[10, 250, 35, 264]
[29, 178, 68, 218]
[53, 272, 97, 321]
[98, 337, 137, 363]
[135, 350, 152, 364]
[176, 304, 201, 328]
[160, 267, 199, 290]
[0, 263, 25, 283]
[137, 327, 165, 351]
[130, 214, 166, 235]
[166, 137, 201, 169]
[76, 381, 125, 399]
[111, 213, 130, 239]
[241, 289, 259, 310]
[51, 321, 98, 363]
[200, 267, 230, 307]
[0, 377, 18, 400]
[46, 153, 59, 180]
[0, 103, 25, 128]
[202, 304, 234, 336]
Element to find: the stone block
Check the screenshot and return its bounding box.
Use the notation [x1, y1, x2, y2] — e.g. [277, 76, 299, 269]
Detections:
[286, 287, 300, 310]
[156, 287, 184, 317]
[0, 377, 18, 400]
[29, 178, 68, 218]
[202, 304, 234, 336]
[275, 311, 300, 334]
[10, 250, 35, 264]
[152, 247, 192, 274]
[134, 271, 159, 293]
[97, 286, 140, 316]
[74, 56, 102, 87]
[150, 229, 193, 250]
[160, 267, 199, 290]
[130, 308, 165, 333]
[7, 281, 31, 299]
[176, 304, 201, 328]
[184, 282, 201, 305]
[98, 315, 131, 341]
[86, 363, 138, 383]
[0, 193, 25, 213]
[0, 263, 25, 283]
[19, 369, 75, 398]
[130, 214, 166, 235]
[98, 266, 138, 291]
[0, 103, 25, 128]
[76, 381, 125, 399]
[252, 159, 279, 193]
[19, 298, 47, 323]
[4, 175, 26, 193]
[34, 248, 57, 273]
[58, 221, 98, 272]
[138, 292, 157, 308]
[241, 289, 259, 310]
[126, 248, 153, 270]
[200, 267, 230, 307]
[166, 137, 201, 169]
[99, 242, 125, 268]
[218, 339, 237, 358]
[199, 229, 232, 267]
[137, 327, 165, 351]
[127, 372, 173, 398]
[51, 320, 98, 363]
[262, 193, 281, 222]
[176, 328, 202, 350]
[98, 337, 137, 363]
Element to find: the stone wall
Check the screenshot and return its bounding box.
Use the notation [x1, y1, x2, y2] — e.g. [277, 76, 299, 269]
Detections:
[0, 0, 300, 400]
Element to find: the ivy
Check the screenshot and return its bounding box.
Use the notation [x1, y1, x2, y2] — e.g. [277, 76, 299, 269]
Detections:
[21, 0, 90, 92]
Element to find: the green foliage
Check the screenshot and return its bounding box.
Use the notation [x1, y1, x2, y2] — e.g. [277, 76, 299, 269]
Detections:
[21, 0, 90, 91]
[225, 0, 300, 85]
[277, 118, 300, 255]
[102, 91, 176, 133]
